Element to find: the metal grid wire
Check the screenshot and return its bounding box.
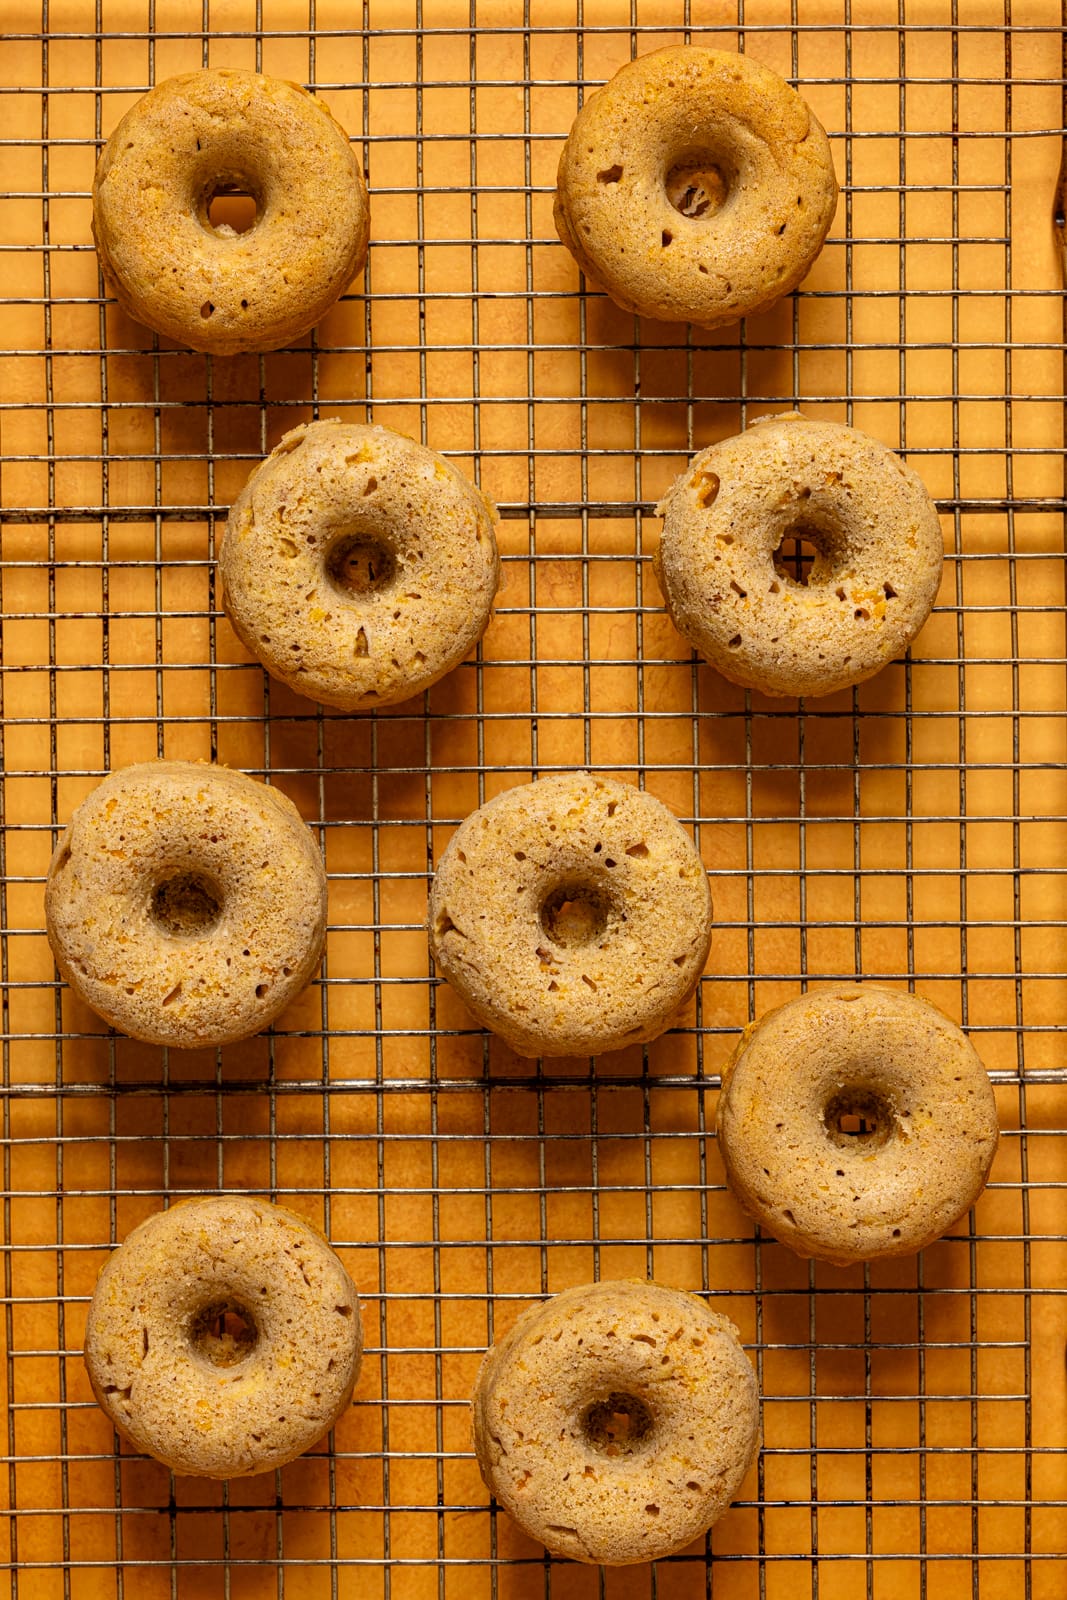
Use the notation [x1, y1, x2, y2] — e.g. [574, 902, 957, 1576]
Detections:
[1, 1, 1065, 1595]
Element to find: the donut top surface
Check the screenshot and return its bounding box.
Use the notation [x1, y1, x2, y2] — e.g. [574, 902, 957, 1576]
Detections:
[471, 1278, 760, 1564]
[44, 760, 327, 1048]
[655, 412, 944, 697]
[429, 772, 713, 1058]
[554, 45, 838, 328]
[83, 1195, 362, 1477]
[219, 419, 500, 711]
[716, 984, 1000, 1265]
[92, 69, 369, 354]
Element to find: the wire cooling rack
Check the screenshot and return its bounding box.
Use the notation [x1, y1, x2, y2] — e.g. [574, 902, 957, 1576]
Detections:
[1, 2, 1065, 1596]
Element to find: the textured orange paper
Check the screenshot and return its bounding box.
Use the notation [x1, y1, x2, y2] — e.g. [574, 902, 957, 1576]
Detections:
[1, 3, 1064, 1596]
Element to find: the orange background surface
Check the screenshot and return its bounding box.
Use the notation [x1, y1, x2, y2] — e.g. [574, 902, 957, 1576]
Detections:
[1, 2, 1065, 1595]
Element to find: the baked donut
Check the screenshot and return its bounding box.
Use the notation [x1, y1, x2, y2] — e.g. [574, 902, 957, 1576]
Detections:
[716, 985, 1000, 1266]
[428, 772, 713, 1058]
[84, 1195, 362, 1477]
[45, 760, 327, 1048]
[92, 69, 369, 355]
[471, 1279, 760, 1565]
[654, 412, 944, 698]
[554, 46, 837, 328]
[219, 420, 500, 710]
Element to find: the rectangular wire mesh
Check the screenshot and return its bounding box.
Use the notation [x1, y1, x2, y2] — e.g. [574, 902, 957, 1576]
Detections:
[1, 2, 1065, 1596]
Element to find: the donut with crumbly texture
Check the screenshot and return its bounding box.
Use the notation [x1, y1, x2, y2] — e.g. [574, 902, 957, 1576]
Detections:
[219, 420, 500, 711]
[45, 760, 327, 1048]
[471, 1279, 760, 1565]
[654, 413, 944, 698]
[716, 984, 1000, 1266]
[554, 46, 838, 328]
[92, 69, 369, 354]
[428, 772, 713, 1058]
[84, 1196, 362, 1478]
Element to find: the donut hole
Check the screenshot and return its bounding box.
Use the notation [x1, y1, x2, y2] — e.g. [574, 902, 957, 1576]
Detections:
[823, 1087, 895, 1152]
[188, 1300, 258, 1367]
[665, 155, 733, 221]
[150, 872, 222, 939]
[540, 880, 614, 949]
[200, 175, 263, 238]
[581, 1391, 654, 1458]
[772, 522, 843, 588]
[326, 531, 398, 598]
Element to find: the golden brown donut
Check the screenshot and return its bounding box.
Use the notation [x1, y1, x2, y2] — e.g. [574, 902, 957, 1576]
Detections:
[219, 420, 500, 710]
[428, 772, 713, 1058]
[716, 985, 1000, 1266]
[654, 412, 944, 697]
[45, 760, 327, 1048]
[84, 1196, 363, 1477]
[92, 69, 369, 354]
[471, 1279, 760, 1565]
[554, 46, 838, 328]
